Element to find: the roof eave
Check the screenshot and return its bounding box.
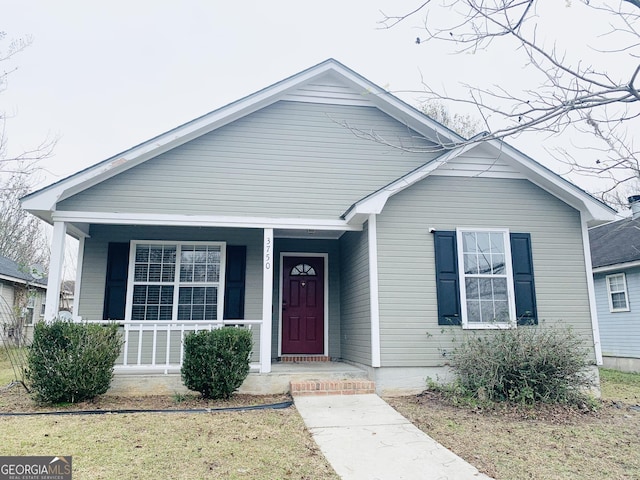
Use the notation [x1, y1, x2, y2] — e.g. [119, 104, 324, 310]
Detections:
[483, 139, 617, 225]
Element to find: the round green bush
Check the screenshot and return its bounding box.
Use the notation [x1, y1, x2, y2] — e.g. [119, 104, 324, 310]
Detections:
[26, 320, 122, 404]
[181, 327, 252, 399]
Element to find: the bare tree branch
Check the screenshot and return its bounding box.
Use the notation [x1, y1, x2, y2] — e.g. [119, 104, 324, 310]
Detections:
[378, 0, 640, 206]
[0, 31, 52, 270]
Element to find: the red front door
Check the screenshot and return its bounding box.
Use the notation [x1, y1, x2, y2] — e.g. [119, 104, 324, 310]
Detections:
[281, 256, 325, 355]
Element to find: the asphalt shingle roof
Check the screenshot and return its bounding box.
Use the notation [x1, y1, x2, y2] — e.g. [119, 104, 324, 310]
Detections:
[589, 216, 640, 269]
[0, 255, 47, 285]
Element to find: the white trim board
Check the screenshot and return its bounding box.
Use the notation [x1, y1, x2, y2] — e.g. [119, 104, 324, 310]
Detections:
[51, 211, 363, 232]
[592, 260, 640, 274]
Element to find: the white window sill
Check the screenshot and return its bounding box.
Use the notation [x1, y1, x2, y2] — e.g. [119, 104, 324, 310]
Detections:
[462, 322, 516, 330]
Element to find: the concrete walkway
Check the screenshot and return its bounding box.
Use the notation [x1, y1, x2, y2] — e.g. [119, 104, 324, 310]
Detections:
[294, 394, 493, 480]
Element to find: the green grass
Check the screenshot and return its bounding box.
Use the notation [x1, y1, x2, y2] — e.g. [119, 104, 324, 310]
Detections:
[600, 368, 640, 403]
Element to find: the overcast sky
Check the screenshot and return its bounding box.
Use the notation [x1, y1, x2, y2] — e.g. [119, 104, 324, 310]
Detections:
[2, 1, 634, 197]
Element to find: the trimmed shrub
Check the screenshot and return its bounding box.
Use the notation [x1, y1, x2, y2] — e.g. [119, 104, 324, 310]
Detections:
[181, 327, 252, 399]
[26, 320, 122, 404]
[448, 325, 593, 405]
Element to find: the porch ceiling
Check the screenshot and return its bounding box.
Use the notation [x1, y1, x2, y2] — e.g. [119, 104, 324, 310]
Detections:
[274, 228, 345, 240]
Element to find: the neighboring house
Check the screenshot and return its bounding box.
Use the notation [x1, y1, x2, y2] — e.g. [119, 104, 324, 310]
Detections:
[21, 59, 616, 393]
[0, 255, 47, 345]
[589, 196, 640, 372]
[60, 280, 75, 313]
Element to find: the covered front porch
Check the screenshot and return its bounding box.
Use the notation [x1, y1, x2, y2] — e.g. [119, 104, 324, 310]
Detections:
[107, 360, 373, 396]
[41, 214, 379, 382]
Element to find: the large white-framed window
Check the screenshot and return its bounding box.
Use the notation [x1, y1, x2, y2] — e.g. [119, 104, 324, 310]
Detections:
[457, 228, 516, 329]
[606, 273, 629, 312]
[125, 241, 226, 321]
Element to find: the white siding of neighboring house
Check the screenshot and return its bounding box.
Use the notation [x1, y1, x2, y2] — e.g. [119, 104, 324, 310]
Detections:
[595, 267, 640, 359]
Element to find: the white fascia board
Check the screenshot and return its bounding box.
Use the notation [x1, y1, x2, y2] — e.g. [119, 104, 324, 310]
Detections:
[324, 70, 462, 148]
[51, 210, 362, 232]
[484, 139, 617, 224]
[592, 260, 640, 274]
[344, 143, 475, 223]
[0, 274, 44, 287]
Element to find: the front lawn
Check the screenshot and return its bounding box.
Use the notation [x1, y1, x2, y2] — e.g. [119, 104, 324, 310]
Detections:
[387, 368, 640, 480]
[0, 347, 338, 479]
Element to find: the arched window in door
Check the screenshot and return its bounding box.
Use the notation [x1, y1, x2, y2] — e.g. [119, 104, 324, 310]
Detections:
[290, 263, 317, 276]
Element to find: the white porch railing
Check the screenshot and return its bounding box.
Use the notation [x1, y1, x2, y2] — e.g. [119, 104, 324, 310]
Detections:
[85, 319, 262, 374]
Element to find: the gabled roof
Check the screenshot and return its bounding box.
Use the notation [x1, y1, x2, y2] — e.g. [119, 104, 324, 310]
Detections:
[589, 216, 640, 270]
[21, 58, 616, 230]
[21, 58, 463, 223]
[344, 135, 616, 227]
[0, 255, 47, 287]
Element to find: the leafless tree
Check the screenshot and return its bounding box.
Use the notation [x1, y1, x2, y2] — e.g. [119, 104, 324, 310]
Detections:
[422, 101, 482, 138]
[0, 31, 53, 269]
[379, 0, 640, 205]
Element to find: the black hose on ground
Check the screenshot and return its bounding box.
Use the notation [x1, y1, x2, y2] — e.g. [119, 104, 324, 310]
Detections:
[0, 400, 293, 417]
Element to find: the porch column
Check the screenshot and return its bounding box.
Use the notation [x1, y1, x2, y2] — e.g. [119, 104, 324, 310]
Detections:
[368, 214, 381, 367]
[44, 221, 67, 323]
[260, 228, 274, 373]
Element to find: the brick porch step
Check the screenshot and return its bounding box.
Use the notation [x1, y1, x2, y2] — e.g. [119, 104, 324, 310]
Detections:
[290, 379, 375, 396]
[280, 355, 331, 362]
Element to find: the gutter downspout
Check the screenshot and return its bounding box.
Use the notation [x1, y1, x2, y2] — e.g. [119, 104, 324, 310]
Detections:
[581, 214, 603, 365]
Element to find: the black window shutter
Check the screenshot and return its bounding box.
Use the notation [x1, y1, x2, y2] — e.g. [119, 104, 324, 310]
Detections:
[103, 242, 130, 320]
[434, 231, 461, 325]
[510, 233, 537, 325]
[224, 246, 246, 320]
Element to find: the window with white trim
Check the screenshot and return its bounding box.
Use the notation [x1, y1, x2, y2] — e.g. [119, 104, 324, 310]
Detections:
[127, 242, 226, 321]
[606, 273, 629, 312]
[457, 229, 516, 328]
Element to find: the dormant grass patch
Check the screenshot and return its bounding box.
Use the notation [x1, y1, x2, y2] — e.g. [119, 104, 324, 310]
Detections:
[387, 368, 640, 480]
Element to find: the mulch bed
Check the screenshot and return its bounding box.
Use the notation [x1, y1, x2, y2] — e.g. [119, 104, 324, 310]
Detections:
[0, 382, 291, 414]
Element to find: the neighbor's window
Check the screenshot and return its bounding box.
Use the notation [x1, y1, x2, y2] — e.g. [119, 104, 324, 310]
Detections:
[457, 229, 516, 328]
[128, 242, 225, 321]
[606, 273, 629, 312]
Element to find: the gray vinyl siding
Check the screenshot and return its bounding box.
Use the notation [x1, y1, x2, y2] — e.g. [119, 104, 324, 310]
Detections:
[595, 268, 640, 358]
[57, 101, 436, 219]
[273, 239, 341, 359]
[339, 224, 372, 365]
[77, 224, 263, 322]
[376, 176, 595, 367]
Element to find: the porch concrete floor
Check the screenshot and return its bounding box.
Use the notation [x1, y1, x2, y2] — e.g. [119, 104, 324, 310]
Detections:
[269, 361, 367, 375]
[108, 361, 371, 396]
